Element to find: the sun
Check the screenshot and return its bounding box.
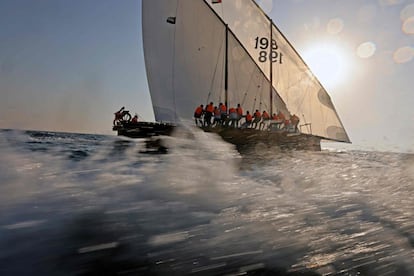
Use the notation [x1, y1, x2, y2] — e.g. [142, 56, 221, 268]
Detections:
[302, 43, 350, 90]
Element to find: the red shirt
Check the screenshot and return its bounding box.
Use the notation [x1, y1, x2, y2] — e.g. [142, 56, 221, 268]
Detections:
[236, 106, 243, 116]
[206, 104, 214, 113]
[277, 112, 285, 121]
[194, 106, 203, 116]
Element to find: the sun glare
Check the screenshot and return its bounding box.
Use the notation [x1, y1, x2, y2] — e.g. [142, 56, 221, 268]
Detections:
[302, 43, 350, 90]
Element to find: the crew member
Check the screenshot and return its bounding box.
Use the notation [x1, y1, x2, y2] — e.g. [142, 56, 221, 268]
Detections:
[228, 107, 238, 128]
[276, 111, 286, 129]
[241, 111, 253, 128]
[204, 102, 214, 126]
[219, 102, 227, 125]
[252, 109, 261, 129]
[194, 104, 204, 126]
[131, 114, 139, 124]
[290, 114, 300, 132]
[113, 106, 125, 125]
[236, 103, 243, 127]
[260, 110, 270, 130]
[213, 106, 221, 126]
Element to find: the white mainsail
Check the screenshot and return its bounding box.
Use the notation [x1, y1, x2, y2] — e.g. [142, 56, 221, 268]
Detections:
[142, 0, 350, 143]
[143, 0, 225, 122]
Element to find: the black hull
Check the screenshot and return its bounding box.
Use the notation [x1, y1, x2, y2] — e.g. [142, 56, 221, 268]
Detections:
[202, 126, 321, 151]
[113, 122, 321, 151]
[113, 121, 175, 138]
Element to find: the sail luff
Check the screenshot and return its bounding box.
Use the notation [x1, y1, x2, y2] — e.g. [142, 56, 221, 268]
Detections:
[224, 24, 228, 108]
[269, 19, 273, 116]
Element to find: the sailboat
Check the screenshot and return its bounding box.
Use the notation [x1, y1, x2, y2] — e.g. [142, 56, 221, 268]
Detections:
[115, 0, 350, 151]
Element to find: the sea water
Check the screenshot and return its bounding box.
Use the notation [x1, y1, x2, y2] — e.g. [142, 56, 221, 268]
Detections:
[0, 127, 413, 275]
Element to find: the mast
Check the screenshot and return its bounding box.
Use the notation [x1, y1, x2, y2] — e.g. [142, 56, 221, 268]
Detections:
[269, 19, 273, 116]
[225, 24, 228, 108]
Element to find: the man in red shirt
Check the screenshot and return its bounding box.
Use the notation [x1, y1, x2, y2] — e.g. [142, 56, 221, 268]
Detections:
[194, 104, 204, 126]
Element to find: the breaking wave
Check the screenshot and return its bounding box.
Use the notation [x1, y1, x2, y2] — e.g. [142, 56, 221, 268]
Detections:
[0, 128, 413, 275]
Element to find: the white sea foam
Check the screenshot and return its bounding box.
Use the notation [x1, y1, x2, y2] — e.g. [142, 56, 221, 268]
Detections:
[0, 129, 413, 275]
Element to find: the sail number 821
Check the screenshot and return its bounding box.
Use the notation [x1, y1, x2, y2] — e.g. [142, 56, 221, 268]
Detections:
[254, 36, 283, 64]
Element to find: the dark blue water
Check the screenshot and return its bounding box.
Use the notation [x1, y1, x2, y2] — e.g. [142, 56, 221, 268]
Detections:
[0, 128, 413, 275]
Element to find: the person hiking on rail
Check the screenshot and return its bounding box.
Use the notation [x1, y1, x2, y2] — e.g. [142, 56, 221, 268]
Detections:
[131, 114, 139, 124]
[219, 102, 227, 125]
[236, 103, 243, 127]
[241, 111, 253, 128]
[194, 104, 204, 126]
[228, 107, 238, 128]
[204, 102, 214, 126]
[259, 110, 270, 130]
[252, 109, 261, 129]
[213, 106, 222, 126]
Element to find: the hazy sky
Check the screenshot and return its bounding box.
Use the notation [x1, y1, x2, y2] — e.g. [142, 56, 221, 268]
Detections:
[1, 0, 414, 152]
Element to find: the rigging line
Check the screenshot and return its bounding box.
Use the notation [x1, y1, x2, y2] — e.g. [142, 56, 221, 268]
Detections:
[262, 94, 269, 112]
[237, 61, 265, 109]
[230, 42, 249, 108]
[270, 65, 287, 115]
[228, 39, 238, 106]
[294, 72, 313, 117]
[218, 31, 225, 104]
[171, 0, 180, 121]
[207, 28, 226, 104]
[228, 35, 253, 108]
[229, 45, 245, 107]
[252, 96, 258, 113]
[301, 113, 311, 134]
[241, 92, 247, 107]
[241, 65, 258, 107]
[259, 75, 266, 110]
[251, 76, 260, 112]
[259, 90, 264, 111]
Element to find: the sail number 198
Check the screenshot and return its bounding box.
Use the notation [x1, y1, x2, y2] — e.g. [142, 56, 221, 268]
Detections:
[254, 36, 283, 64]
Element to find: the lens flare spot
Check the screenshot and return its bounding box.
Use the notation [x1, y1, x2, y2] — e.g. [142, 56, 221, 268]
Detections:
[400, 3, 414, 21]
[357, 42, 376, 58]
[327, 18, 344, 35]
[402, 16, 414, 34]
[257, 0, 273, 13]
[393, 46, 414, 64]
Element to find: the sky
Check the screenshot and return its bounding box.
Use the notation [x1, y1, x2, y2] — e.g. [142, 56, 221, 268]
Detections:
[1, 0, 414, 152]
